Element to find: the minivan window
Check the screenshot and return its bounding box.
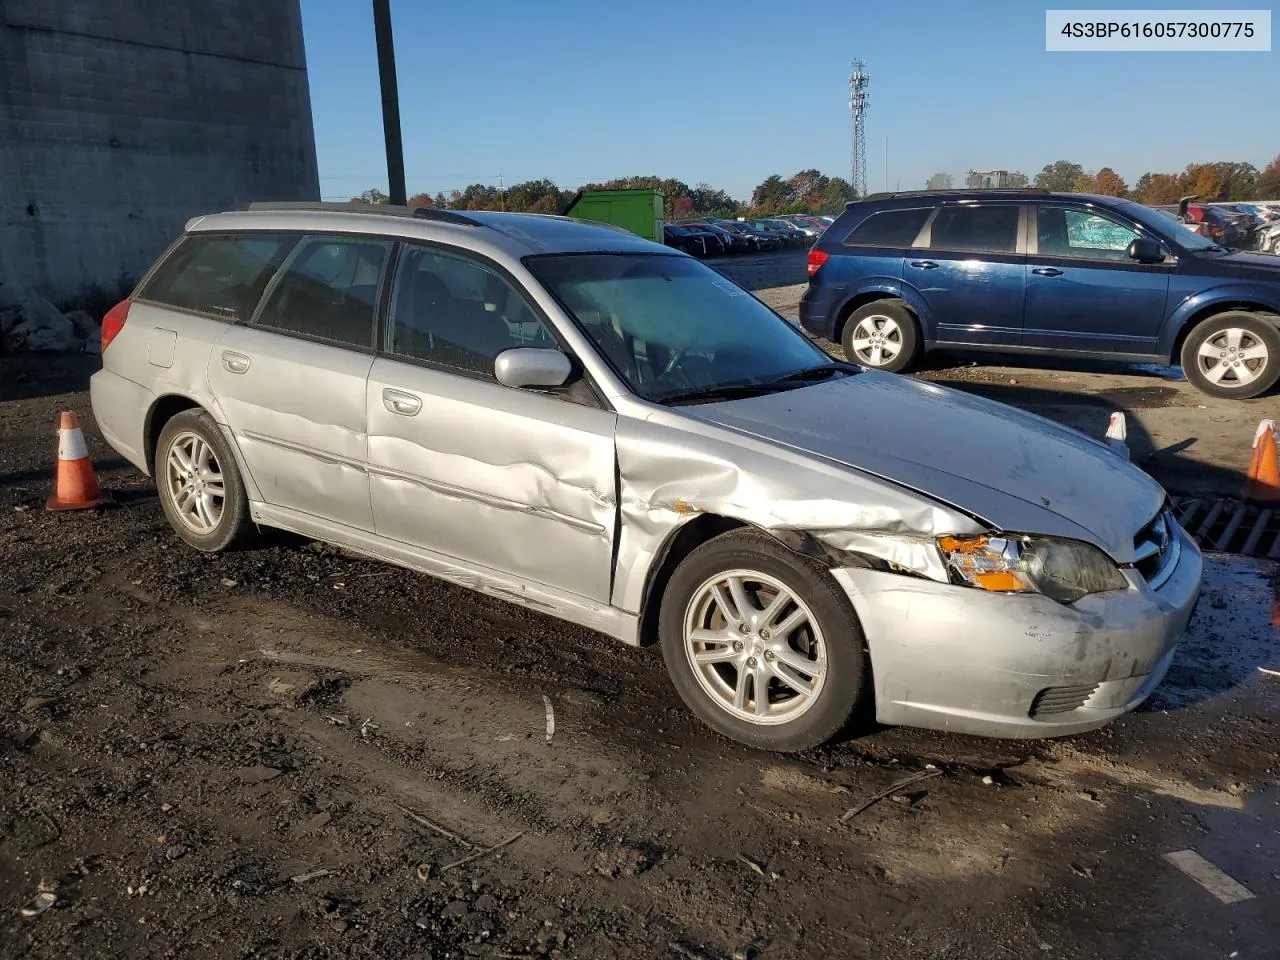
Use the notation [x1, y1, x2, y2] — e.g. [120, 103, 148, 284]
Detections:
[386, 244, 555, 376]
[929, 205, 1020, 253]
[843, 208, 931, 247]
[139, 233, 291, 320]
[253, 236, 391, 348]
[1037, 207, 1140, 260]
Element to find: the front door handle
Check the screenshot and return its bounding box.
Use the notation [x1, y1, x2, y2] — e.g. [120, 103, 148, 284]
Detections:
[381, 388, 422, 417]
[909, 260, 938, 270]
[1032, 267, 1064, 277]
[221, 350, 250, 374]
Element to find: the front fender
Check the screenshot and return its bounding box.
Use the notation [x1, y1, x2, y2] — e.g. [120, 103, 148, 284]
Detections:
[1158, 283, 1280, 359]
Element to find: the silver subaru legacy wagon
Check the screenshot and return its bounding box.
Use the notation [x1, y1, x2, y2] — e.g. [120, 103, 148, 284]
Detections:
[90, 203, 1202, 751]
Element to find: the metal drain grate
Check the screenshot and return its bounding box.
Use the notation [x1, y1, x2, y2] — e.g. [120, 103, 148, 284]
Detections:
[1172, 497, 1280, 558]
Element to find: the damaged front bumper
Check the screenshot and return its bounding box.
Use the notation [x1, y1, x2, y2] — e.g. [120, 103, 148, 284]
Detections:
[830, 523, 1203, 739]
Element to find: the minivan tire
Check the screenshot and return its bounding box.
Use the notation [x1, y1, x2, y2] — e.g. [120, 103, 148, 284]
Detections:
[658, 528, 870, 752]
[154, 409, 256, 553]
[841, 300, 920, 373]
[1180, 311, 1280, 399]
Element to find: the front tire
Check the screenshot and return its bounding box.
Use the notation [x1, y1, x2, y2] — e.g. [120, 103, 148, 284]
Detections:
[155, 409, 255, 552]
[658, 529, 870, 752]
[841, 300, 920, 373]
[1180, 311, 1280, 399]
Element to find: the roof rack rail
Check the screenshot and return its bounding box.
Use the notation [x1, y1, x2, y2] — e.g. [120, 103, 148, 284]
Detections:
[857, 188, 1051, 203]
[244, 201, 481, 226]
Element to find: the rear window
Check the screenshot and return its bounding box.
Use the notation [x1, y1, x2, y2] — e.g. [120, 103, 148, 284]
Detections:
[842, 208, 931, 247]
[928, 205, 1020, 253]
[140, 234, 292, 320]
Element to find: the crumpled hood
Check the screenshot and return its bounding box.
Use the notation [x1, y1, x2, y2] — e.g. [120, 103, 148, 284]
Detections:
[686, 372, 1164, 562]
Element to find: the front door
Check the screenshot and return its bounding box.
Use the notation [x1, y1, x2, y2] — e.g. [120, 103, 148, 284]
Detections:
[1023, 205, 1171, 354]
[905, 202, 1026, 347]
[208, 234, 392, 531]
[365, 242, 617, 601]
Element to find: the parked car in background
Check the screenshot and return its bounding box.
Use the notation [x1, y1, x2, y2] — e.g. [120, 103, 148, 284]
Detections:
[681, 220, 751, 254]
[714, 220, 782, 252]
[663, 223, 723, 258]
[802, 188, 1280, 398]
[1184, 202, 1255, 249]
[773, 217, 821, 239]
[753, 219, 812, 247]
[741, 219, 799, 248]
[90, 202, 1203, 752]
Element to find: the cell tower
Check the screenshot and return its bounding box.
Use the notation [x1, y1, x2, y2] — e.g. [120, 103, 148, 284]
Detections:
[849, 60, 869, 198]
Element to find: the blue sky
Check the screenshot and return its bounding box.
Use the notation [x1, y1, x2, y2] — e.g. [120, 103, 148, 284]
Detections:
[299, 0, 1278, 202]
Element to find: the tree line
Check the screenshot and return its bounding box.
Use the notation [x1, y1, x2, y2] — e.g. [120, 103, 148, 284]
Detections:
[926, 154, 1280, 202]
[350, 169, 856, 218]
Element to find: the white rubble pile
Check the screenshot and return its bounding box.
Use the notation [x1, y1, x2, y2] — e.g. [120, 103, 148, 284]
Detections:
[0, 283, 100, 353]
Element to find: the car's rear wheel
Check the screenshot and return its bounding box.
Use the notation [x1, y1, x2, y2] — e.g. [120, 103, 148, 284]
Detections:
[1180, 311, 1280, 399]
[841, 300, 920, 373]
[155, 409, 255, 552]
[659, 529, 870, 752]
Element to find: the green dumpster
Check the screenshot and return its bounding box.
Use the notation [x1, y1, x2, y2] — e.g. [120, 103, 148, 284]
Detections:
[561, 189, 663, 243]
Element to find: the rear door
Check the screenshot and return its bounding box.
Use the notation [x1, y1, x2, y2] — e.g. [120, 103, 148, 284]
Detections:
[208, 234, 392, 531]
[905, 202, 1026, 347]
[365, 242, 617, 601]
[1022, 205, 1170, 354]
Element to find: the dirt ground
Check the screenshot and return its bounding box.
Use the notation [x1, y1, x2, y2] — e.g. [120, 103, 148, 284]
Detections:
[2, 260, 1278, 959]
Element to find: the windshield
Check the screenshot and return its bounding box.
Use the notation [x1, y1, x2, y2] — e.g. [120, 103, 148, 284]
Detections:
[526, 253, 832, 402]
[1116, 200, 1223, 251]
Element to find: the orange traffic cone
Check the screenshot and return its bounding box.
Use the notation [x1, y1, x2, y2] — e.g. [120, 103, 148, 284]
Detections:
[1242, 418, 1280, 504]
[46, 411, 110, 511]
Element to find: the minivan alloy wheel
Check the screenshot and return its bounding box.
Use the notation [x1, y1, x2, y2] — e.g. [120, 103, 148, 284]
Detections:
[683, 569, 828, 725]
[1195, 327, 1269, 386]
[165, 431, 225, 533]
[848, 314, 903, 367]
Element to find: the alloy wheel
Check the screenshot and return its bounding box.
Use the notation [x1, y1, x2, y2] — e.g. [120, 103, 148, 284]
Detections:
[1196, 327, 1270, 387]
[849, 314, 903, 367]
[165, 431, 225, 534]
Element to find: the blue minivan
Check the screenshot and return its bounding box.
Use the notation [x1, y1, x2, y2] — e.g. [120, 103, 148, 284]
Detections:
[800, 189, 1280, 398]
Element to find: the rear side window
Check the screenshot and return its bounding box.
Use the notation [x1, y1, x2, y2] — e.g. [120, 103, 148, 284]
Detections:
[842, 208, 931, 247]
[140, 234, 291, 320]
[252, 236, 392, 348]
[929, 205, 1020, 253]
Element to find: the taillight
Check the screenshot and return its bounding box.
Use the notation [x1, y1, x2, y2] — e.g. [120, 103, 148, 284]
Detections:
[807, 249, 829, 277]
[101, 300, 130, 352]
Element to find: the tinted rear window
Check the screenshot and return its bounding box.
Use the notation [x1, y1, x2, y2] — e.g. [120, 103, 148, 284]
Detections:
[842, 208, 931, 247]
[929, 205, 1020, 253]
[140, 234, 292, 320]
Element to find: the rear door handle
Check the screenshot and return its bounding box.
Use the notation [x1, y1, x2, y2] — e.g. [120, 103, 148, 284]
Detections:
[909, 260, 938, 270]
[381, 388, 422, 417]
[1032, 267, 1064, 277]
[221, 350, 250, 374]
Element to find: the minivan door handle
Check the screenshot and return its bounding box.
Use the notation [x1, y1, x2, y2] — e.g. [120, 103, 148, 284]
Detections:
[909, 260, 938, 270]
[1032, 267, 1064, 277]
[381, 388, 422, 417]
[221, 350, 251, 374]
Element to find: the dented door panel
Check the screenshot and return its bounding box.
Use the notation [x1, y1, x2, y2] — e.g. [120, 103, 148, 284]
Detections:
[366, 357, 617, 602]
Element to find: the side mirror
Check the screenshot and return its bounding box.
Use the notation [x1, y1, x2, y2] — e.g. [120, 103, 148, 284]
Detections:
[493, 347, 572, 389]
[1128, 237, 1164, 263]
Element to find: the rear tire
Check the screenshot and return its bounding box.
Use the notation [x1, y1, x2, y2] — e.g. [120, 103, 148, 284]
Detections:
[1180, 311, 1280, 399]
[658, 529, 870, 752]
[841, 300, 920, 373]
[154, 409, 255, 552]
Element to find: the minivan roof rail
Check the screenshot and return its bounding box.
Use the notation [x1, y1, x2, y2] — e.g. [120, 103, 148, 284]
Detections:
[857, 188, 1052, 202]
[244, 201, 481, 226]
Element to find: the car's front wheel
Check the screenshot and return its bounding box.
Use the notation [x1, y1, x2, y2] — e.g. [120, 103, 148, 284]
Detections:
[659, 529, 870, 752]
[1180, 311, 1280, 399]
[155, 409, 255, 552]
[841, 300, 920, 373]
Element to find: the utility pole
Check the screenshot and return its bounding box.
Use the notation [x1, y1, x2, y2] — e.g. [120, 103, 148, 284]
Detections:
[498, 173, 505, 211]
[371, 0, 406, 206]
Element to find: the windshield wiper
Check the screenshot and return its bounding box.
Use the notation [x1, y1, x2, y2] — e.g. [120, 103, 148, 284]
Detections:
[655, 382, 794, 405]
[766, 362, 859, 385]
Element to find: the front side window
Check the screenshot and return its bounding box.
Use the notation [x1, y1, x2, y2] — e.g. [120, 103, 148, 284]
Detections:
[386, 244, 555, 376]
[1037, 207, 1140, 260]
[928, 205, 1020, 253]
[843, 208, 931, 247]
[140, 233, 291, 320]
[253, 236, 391, 348]
[527, 253, 832, 402]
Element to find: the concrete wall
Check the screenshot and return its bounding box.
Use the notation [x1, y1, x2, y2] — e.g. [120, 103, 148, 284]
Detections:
[0, 0, 320, 304]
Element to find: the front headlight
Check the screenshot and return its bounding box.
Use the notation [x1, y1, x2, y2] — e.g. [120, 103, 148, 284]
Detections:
[937, 534, 1128, 604]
